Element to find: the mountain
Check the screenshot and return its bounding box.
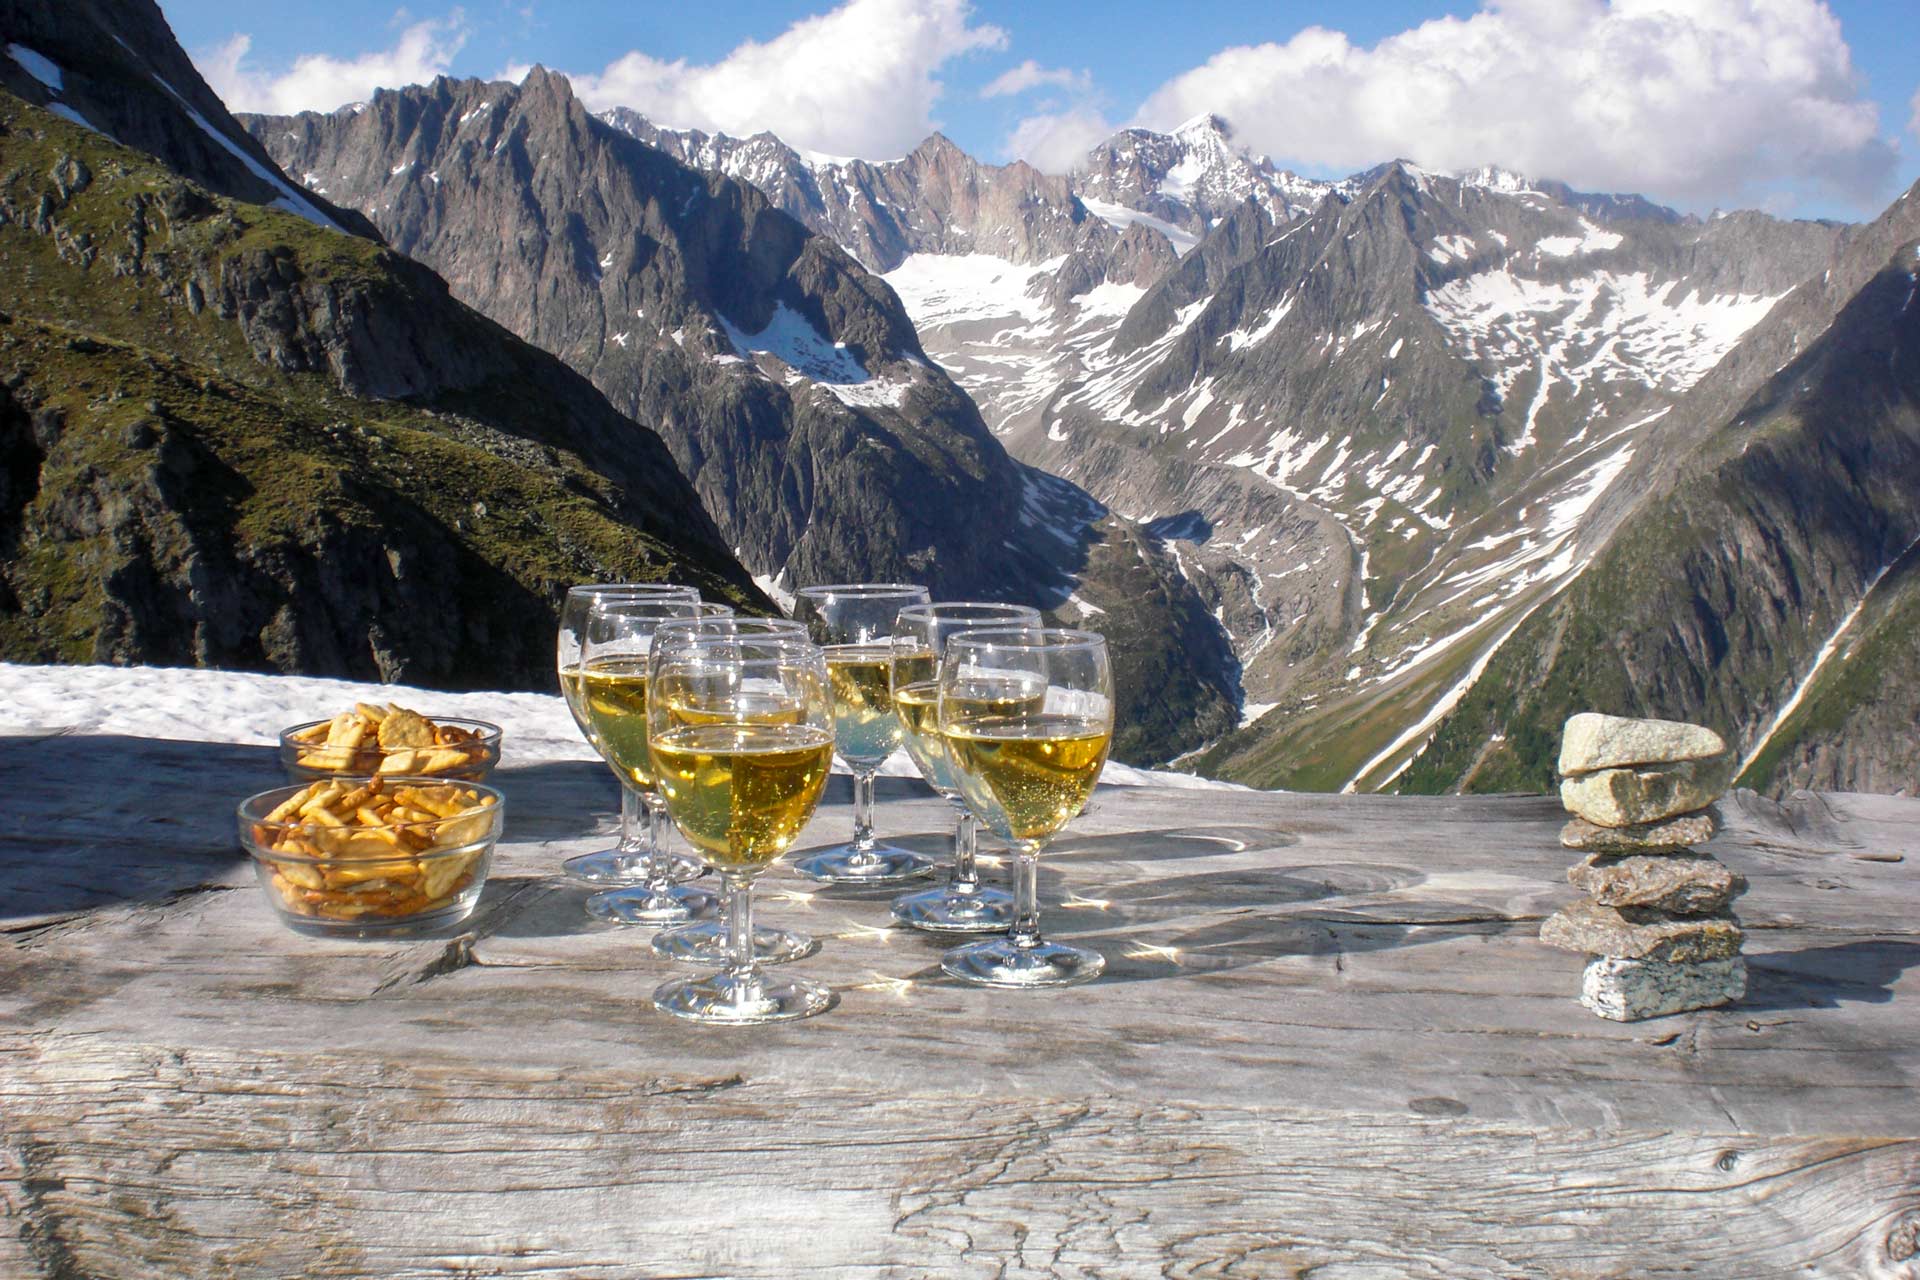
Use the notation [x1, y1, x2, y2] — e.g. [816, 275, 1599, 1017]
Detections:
[592, 106, 1912, 797]
[0, 1, 765, 690]
[247, 74, 1240, 763]
[1393, 182, 1920, 797]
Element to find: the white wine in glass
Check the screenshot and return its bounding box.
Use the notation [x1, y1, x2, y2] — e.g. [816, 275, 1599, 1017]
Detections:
[790, 583, 935, 884]
[888, 601, 1041, 934]
[576, 597, 731, 926]
[644, 617, 822, 968]
[648, 633, 839, 1025]
[938, 627, 1113, 988]
[555, 582, 702, 888]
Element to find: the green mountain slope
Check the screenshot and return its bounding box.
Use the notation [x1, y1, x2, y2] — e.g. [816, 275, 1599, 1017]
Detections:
[0, 91, 763, 687]
[1399, 217, 1920, 797]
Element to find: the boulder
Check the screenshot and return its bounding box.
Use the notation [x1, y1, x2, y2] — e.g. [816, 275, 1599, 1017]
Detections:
[1561, 810, 1718, 853]
[1568, 851, 1747, 914]
[1558, 712, 1729, 775]
[1560, 755, 1735, 827]
[1581, 955, 1747, 1021]
[1539, 900, 1744, 962]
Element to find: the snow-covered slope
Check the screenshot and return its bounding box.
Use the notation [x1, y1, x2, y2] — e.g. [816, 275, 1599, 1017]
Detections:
[0, 665, 1239, 790]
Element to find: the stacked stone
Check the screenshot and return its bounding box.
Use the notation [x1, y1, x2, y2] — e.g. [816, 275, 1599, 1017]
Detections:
[1540, 712, 1748, 1022]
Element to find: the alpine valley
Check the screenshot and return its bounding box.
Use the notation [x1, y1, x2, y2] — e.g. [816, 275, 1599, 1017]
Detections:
[2, 0, 1911, 793]
[250, 89, 1920, 795]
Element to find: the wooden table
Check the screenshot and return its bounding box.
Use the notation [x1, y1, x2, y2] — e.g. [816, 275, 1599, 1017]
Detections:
[2, 729, 1917, 1278]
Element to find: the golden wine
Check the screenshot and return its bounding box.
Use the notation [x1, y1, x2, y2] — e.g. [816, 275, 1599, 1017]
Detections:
[579, 658, 654, 790]
[664, 690, 807, 728]
[943, 713, 1110, 843]
[896, 675, 1047, 796]
[826, 644, 902, 763]
[559, 664, 597, 745]
[650, 723, 835, 871]
[891, 647, 936, 689]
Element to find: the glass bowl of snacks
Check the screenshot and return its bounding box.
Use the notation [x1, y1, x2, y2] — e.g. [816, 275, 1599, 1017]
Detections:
[238, 776, 504, 936]
[279, 702, 502, 782]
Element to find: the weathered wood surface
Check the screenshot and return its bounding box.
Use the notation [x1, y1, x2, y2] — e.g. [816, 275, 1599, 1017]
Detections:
[2, 729, 1918, 1278]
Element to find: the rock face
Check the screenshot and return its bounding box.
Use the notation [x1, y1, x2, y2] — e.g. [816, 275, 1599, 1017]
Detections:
[1559, 756, 1738, 828]
[1558, 712, 1729, 774]
[1540, 901, 1744, 963]
[0, 76, 762, 689]
[1581, 956, 1748, 1022]
[1560, 810, 1719, 852]
[1568, 852, 1746, 914]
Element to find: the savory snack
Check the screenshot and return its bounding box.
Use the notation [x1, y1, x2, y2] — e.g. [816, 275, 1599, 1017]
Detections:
[280, 703, 500, 780]
[242, 777, 502, 926]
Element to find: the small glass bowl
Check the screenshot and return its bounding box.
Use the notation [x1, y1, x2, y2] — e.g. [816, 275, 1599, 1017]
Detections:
[278, 716, 503, 783]
[238, 777, 505, 937]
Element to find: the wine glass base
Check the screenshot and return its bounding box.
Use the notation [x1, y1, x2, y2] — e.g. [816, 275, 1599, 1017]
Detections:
[563, 848, 705, 887]
[585, 882, 719, 926]
[653, 971, 836, 1025]
[791, 843, 936, 885]
[651, 921, 818, 966]
[890, 884, 1015, 934]
[941, 937, 1105, 988]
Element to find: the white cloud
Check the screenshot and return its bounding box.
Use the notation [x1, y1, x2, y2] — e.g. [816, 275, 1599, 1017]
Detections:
[564, 0, 1005, 160]
[1002, 106, 1116, 173]
[980, 60, 1090, 99]
[1134, 0, 1896, 212]
[1909, 85, 1920, 144]
[197, 12, 468, 115]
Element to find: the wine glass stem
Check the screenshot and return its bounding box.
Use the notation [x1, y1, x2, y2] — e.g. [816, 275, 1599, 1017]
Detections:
[723, 873, 762, 999]
[949, 808, 980, 893]
[617, 782, 651, 875]
[849, 767, 879, 860]
[642, 792, 672, 886]
[1010, 845, 1042, 949]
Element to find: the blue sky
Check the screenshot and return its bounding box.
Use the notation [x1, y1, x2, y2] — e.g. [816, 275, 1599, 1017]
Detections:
[165, 0, 1919, 221]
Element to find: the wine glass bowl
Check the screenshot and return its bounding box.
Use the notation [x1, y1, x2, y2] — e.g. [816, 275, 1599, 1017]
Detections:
[888, 601, 1042, 933]
[790, 583, 935, 885]
[935, 627, 1113, 988]
[647, 633, 839, 1025]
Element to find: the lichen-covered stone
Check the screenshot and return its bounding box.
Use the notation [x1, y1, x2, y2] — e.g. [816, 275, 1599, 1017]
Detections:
[1539, 900, 1744, 962]
[1558, 713, 1729, 775]
[1568, 852, 1747, 914]
[1560, 756, 1736, 827]
[1561, 810, 1718, 853]
[1580, 955, 1747, 1021]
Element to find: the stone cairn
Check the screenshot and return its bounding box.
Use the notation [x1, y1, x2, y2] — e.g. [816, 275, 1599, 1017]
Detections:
[1540, 712, 1748, 1021]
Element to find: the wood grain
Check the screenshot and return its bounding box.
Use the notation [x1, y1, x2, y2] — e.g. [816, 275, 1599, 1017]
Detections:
[3, 730, 1917, 1277]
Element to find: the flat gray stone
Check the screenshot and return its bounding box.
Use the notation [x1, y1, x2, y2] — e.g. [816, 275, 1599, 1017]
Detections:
[1568, 851, 1747, 914]
[1539, 900, 1744, 962]
[1558, 713, 1729, 775]
[1560, 756, 1735, 827]
[1580, 955, 1747, 1022]
[1561, 809, 1718, 853]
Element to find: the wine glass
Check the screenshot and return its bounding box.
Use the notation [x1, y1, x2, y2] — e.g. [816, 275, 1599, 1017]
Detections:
[888, 602, 1042, 932]
[790, 583, 934, 884]
[645, 617, 821, 967]
[648, 633, 839, 1024]
[576, 597, 732, 926]
[937, 628, 1113, 988]
[556, 583, 703, 886]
